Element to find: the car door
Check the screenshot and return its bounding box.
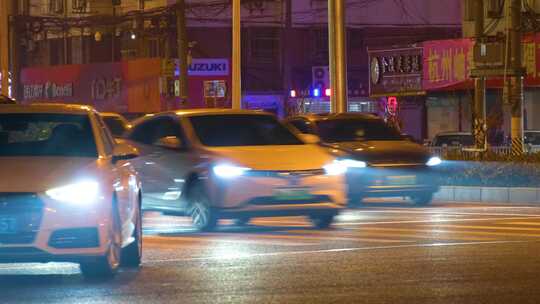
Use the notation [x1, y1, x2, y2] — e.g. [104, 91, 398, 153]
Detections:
[128, 115, 194, 212]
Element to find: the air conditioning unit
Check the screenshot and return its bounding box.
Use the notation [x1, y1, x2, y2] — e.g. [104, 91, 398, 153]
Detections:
[312, 66, 330, 91]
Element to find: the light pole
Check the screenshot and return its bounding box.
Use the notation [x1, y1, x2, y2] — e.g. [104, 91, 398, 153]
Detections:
[328, 0, 347, 113]
[232, 0, 241, 109]
[0, 0, 9, 96]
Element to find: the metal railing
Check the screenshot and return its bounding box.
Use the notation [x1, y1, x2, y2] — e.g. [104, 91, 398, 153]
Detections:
[427, 146, 540, 158]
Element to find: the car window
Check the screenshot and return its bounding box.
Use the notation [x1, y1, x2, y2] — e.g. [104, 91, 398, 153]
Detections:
[102, 116, 127, 137]
[434, 135, 474, 146]
[288, 119, 313, 134]
[130, 116, 184, 146]
[315, 118, 403, 142]
[525, 132, 540, 145]
[0, 113, 97, 157]
[190, 114, 303, 147]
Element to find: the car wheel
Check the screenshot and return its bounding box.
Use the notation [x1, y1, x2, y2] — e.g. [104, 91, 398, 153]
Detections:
[411, 192, 434, 206]
[80, 204, 122, 278]
[310, 213, 336, 229]
[189, 182, 218, 232]
[234, 217, 251, 226]
[120, 200, 142, 268]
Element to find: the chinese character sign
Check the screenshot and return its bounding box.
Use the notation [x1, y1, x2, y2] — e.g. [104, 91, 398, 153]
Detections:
[423, 39, 473, 90]
[369, 47, 423, 96]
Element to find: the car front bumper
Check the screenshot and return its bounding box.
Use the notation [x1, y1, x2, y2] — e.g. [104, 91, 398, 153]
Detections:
[0, 194, 112, 264]
[208, 171, 346, 217]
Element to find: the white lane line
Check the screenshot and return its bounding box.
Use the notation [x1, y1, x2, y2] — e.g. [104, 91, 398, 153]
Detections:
[428, 224, 540, 232]
[143, 236, 316, 247]
[342, 228, 496, 241]
[505, 222, 540, 226]
[353, 226, 540, 238]
[143, 240, 530, 264]
[335, 216, 540, 226]
[354, 210, 540, 217]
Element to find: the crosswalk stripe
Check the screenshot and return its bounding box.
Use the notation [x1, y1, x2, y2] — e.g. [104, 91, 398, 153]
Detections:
[344, 227, 496, 241]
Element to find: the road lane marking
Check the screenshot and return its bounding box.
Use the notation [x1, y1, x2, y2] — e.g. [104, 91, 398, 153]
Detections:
[343, 228, 497, 242]
[143, 240, 530, 264]
[354, 210, 540, 217]
[428, 224, 540, 232]
[335, 217, 540, 226]
[143, 235, 316, 246]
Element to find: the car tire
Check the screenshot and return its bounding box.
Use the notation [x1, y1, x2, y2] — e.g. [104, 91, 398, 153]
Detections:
[234, 217, 251, 226]
[411, 192, 434, 206]
[189, 182, 218, 232]
[120, 200, 142, 268]
[80, 204, 122, 278]
[310, 213, 336, 229]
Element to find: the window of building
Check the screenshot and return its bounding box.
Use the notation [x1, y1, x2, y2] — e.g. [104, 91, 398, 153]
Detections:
[248, 28, 280, 64]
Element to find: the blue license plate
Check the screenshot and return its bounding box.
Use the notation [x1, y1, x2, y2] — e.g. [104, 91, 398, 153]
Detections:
[0, 216, 17, 234]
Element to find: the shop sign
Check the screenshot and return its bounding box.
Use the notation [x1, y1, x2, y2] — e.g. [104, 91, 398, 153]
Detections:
[423, 39, 473, 90]
[91, 77, 122, 101]
[369, 47, 423, 96]
[23, 82, 73, 100]
[188, 59, 229, 76]
[204, 80, 227, 98]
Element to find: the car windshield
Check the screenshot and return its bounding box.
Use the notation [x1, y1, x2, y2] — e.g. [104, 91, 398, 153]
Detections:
[190, 114, 303, 147]
[102, 116, 127, 137]
[0, 113, 97, 157]
[315, 119, 403, 142]
[434, 134, 474, 146]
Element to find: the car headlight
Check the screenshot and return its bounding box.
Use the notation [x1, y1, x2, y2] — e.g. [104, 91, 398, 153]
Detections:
[337, 159, 367, 168]
[45, 181, 100, 204]
[213, 164, 251, 178]
[426, 156, 442, 167]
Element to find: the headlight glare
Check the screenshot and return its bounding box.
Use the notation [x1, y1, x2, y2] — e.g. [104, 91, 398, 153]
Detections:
[337, 159, 367, 168]
[45, 181, 100, 204]
[426, 156, 442, 167]
[213, 164, 251, 178]
[323, 161, 348, 176]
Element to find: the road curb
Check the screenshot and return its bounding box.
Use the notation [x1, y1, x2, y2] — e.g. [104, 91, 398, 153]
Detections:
[434, 186, 540, 204]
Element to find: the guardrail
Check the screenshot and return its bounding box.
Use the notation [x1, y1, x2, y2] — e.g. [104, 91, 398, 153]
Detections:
[427, 146, 540, 157]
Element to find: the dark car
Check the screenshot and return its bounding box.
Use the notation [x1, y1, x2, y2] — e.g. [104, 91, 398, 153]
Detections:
[100, 112, 131, 138]
[431, 132, 474, 147]
[285, 113, 442, 206]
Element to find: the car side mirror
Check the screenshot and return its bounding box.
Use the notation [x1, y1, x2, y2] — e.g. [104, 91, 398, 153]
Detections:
[155, 136, 183, 150]
[299, 134, 321, 144]
[112, 143, 139, 164]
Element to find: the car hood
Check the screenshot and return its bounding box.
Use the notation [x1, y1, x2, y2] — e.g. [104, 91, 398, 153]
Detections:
[0, 157, 103, 193]
[325, 140, 431, 164]
[206, 145, 335, 171]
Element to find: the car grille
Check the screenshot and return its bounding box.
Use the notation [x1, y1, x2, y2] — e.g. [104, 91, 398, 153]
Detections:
[0, 193, 44, 244]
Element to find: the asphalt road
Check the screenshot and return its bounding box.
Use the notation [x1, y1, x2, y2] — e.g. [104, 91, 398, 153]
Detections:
[2, 200, 540, 303]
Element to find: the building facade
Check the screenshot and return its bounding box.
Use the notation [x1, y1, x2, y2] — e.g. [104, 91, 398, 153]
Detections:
[9, 0, 461, 118]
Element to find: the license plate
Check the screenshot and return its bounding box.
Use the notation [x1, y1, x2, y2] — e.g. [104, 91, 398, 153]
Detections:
[0, 216, 17, 234]
[386, 175, 416, 186]
[274, 188, 313, 200]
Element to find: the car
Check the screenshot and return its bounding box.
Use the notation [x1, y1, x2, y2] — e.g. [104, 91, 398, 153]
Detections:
[100, 112, 131, 138]
[524, 130, 540, 146]
[285, 113, 442, 206]
[0, 103, 143, 278]
[430, 132, 474, 147]
[125, 109, 347, 231]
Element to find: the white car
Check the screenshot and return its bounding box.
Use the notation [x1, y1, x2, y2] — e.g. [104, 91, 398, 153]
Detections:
[0, 103, 142, 277]
[126, 109, 348, 231]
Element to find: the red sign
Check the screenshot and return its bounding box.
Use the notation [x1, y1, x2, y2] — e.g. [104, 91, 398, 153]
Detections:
[422, 39, 474, 91]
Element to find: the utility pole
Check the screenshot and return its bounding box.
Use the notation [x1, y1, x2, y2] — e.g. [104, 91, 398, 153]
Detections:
[505, 0, 524, 155]
[63, 0, 68, 64]
[176, 0, 189, 104]
[328, 0, 347, 113]
[473, 0, 487, 151]
[281, 0, 292, 115]
[232, 0, 241, 109]
[0, 0, 9, 96]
